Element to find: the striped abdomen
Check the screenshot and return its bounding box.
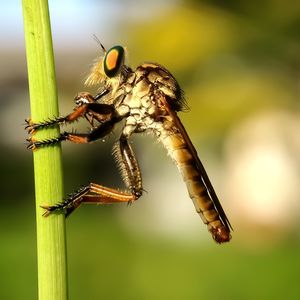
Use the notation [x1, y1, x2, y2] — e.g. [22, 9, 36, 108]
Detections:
[159, 128, 231, 243]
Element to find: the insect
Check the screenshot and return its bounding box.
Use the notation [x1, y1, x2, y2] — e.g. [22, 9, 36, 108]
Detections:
[26, 43, 232, 243]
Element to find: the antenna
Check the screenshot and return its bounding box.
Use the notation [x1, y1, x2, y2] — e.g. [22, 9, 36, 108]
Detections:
[92, 34, 106, 53]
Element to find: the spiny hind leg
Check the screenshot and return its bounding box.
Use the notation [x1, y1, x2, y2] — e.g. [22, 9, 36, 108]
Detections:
[41, 184, 139, 217]
[41, 134, 143, 216]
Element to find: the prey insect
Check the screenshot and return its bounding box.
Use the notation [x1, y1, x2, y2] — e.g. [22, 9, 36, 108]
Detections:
[26, 44, 232, 243]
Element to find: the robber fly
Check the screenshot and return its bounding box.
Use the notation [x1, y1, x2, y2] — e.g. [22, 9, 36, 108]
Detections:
[26, 44, 232, 243]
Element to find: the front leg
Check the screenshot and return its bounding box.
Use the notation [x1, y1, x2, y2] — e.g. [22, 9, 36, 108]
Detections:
[25, 91, 109, 134]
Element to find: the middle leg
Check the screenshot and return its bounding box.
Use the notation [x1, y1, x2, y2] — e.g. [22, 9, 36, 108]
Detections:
[27, 114, 119, 150]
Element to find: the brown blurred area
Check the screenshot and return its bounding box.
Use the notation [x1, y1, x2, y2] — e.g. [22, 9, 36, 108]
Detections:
[1, 0, 300, 299]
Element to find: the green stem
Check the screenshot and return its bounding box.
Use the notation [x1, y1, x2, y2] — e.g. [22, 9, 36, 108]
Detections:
[22, 0, 68, 299]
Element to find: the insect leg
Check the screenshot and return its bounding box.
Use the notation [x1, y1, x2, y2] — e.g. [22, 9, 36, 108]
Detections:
[41, 184, 136, 217]
[41, 135, 143, 216]
[27, 107, 120, 150]
[27, 119, 115, 149]
[112, 134, 143, 197]
[25, 91, 111, 134]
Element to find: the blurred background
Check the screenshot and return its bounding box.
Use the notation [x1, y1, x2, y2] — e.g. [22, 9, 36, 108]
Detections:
[1, 0, 300, 299]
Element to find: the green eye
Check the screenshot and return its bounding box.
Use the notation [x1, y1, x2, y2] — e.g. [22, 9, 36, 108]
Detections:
[103, 45, 125, 78]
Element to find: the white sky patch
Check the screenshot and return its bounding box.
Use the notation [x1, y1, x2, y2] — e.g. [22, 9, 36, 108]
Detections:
[1, 0, 177, 52]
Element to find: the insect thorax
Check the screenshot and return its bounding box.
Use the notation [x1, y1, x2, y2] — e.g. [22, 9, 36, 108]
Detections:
[111, 63, 183, 137]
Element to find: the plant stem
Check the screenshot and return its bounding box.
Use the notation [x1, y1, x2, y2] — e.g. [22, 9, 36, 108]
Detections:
[22, 0, 68, 299]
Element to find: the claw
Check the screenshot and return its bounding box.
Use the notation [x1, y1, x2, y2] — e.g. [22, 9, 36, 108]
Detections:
[27, 138, 46, 150]
[40, 205, 52, 217]
[25, 118, 37, 134]
[26, 136, 40, 150]
[40, 204, 65, 217]
[27, 127, 36, 135]
[27, 142, 37, 150]
[28, 141, 45, 150]
[25, 118, 32, 125]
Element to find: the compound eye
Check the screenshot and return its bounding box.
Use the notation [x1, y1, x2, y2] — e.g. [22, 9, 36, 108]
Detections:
[103, 45, 125, 78]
